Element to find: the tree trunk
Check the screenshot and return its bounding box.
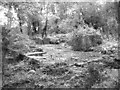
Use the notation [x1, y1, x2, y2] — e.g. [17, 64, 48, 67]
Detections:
[2, 27, 9, 76]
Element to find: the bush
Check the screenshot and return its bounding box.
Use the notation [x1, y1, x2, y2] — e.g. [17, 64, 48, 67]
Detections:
[9, 31, 36, 53]
[68, 27, 102, 51]
[106, 17, 118, 40]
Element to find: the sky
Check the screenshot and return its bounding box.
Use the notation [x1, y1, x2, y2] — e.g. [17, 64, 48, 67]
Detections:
[0, 6, 8, 25]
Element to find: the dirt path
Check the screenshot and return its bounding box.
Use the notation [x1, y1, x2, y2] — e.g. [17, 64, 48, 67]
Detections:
[26, 44, 103, 65]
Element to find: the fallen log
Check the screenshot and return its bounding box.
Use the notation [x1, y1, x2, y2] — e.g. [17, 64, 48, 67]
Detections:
[25, 52, 46, 56]
[70, 57, 103, 67]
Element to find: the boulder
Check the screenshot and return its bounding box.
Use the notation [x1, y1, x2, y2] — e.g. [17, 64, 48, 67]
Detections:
[49, 36, 60, 44]
[33, 37, 43, 44]
[33, 37, 51, 44]
[48, 34, 69, 44]
[43, 37, 50, 44]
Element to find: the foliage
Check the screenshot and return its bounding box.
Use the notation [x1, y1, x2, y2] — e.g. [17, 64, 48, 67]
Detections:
[68, 26, 102, 51]
[2, 1, 118, 40]
[58, 19, 74, 34]
[9, 34, 35, 53]
[1, 1, 119, 89]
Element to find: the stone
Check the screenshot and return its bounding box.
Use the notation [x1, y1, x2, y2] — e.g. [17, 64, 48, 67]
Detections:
[33, 37, 43, 44]
[43, 38, 50, 44]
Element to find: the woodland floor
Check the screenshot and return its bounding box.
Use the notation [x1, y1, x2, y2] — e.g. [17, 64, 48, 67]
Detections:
[1, 41, 119, 89]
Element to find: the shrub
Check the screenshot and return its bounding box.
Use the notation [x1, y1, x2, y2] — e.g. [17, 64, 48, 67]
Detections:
[68, 27, 102, 51]
[9, 29, 36, 53]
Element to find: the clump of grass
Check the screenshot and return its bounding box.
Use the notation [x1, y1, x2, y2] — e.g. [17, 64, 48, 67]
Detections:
[84, 63, 102, 88]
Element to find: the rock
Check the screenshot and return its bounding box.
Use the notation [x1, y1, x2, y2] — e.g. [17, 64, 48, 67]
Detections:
[49, 37, 60, 44]
[43, 37, 50, 44]
[29, 45, 36, 49]
[35, 48, 43, 52]
[33, 37, 43, 44]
